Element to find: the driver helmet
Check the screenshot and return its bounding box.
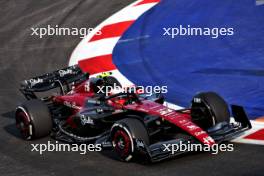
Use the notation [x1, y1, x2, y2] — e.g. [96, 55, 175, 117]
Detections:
[88, 77, 105, 94]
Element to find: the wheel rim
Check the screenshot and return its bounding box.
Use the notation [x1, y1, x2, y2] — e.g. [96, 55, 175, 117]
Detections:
[112, 130, 131, 158]
[16, 112, 31, 139]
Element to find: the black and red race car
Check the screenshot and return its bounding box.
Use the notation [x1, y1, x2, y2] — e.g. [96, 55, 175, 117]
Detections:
[15, 65, 251, 162]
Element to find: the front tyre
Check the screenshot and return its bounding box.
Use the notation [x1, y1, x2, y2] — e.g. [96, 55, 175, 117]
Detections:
[110, 118, 149, 162]
[191, 92, 230, 129]
[15, 99, 52, 140]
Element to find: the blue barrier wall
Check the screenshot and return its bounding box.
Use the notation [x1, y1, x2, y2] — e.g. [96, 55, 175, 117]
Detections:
[113, 0, 264, 119]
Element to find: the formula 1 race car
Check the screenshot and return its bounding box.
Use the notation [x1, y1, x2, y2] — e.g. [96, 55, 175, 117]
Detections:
[15, 65, 251, 162]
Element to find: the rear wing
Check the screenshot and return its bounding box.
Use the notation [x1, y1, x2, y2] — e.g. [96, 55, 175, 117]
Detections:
[20, 65, 89, 99]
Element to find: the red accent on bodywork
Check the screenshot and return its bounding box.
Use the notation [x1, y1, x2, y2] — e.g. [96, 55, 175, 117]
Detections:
[78, 54, 116, 74]
[124, 101, 215, 145]
[53, 93, 91, 128]
[66, 115, 78, 129]
[89, 21, 134, 42]
[73, 80, 95, 95]
[54, 94, 87, 109]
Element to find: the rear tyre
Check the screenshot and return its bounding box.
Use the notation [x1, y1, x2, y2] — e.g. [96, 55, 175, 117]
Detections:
[110, 118, 149, 162]
[15, 99, 52, 140]
[191, 92, 230, 129]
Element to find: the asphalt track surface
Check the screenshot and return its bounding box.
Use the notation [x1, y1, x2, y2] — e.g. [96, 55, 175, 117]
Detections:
[0, 1, 263, 176]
